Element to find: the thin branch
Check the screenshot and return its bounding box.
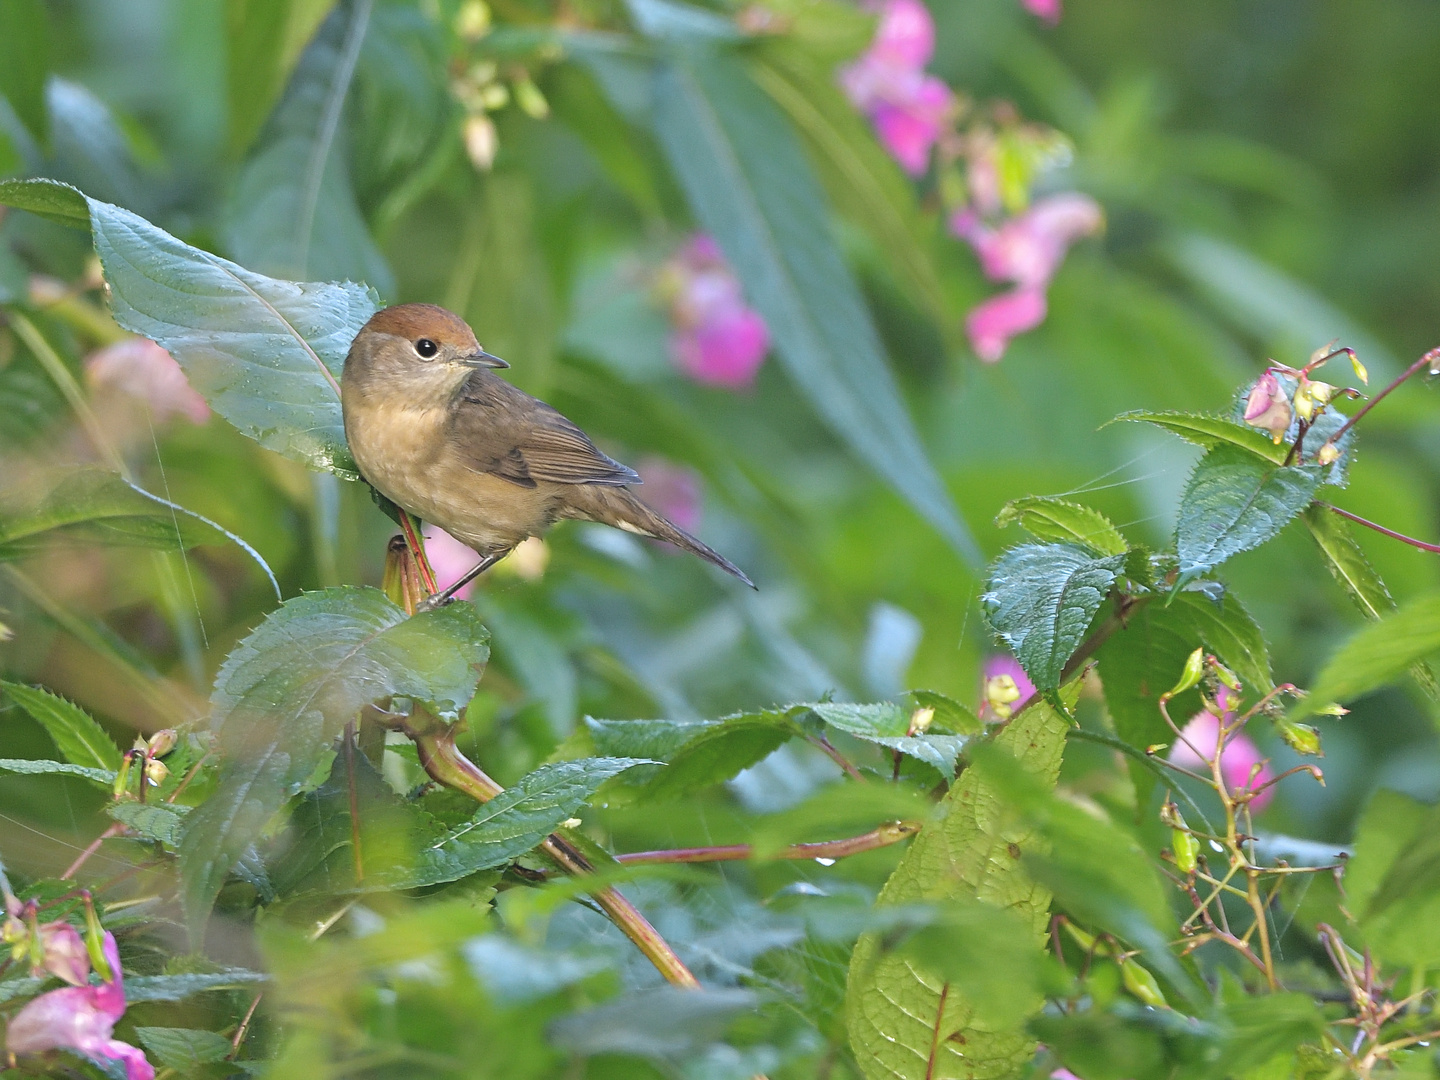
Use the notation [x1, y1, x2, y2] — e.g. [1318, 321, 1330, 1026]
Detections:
[614, 822, 921, 866]
[1324, 503, 1440, 553]
[1322, 346, 1440, 449]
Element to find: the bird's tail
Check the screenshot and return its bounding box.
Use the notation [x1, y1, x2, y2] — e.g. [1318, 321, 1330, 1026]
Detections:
[565, 486, 756, 589]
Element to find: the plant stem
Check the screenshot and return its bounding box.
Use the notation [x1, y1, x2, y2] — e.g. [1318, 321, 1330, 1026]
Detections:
[61, 823, 124, 879]
[397, 510, 439, 595]
[1008, 593, 1151, 719]
[1321, 346, 1440, 450]
[1323, 503, 1440, 553]
[412, 728, 700, 989]
[614, 822, 921, 866]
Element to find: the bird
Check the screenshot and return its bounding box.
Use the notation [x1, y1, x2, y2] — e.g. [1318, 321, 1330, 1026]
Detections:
[341, 303, 754, 606]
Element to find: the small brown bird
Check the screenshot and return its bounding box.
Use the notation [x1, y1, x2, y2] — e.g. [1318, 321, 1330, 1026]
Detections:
[342, 303, 754, 605]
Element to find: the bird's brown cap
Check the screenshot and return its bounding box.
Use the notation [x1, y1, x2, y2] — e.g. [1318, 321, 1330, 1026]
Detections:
[360, 303, 479, 350]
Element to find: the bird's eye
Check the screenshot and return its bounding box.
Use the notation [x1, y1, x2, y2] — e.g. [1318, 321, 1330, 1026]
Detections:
[414, 338, 439, 359]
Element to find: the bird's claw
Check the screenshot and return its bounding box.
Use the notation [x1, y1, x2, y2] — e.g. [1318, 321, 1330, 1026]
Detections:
[415, 592, 454, 614]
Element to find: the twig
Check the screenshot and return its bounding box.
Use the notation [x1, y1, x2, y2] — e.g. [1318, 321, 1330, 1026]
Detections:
[1323, 503, 1440, 553]
[228, 992, 263, 1060]
[61, 822, 124, 880]
[1321, 346, 1440, 450]
[614, 822, 921, 865]
[809, 734, 867, 783]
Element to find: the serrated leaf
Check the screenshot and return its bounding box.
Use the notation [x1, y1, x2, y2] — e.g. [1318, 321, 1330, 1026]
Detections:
[88, 197, 377, 477]
[995, 496, 1129, 557]
[846, 698, 1070, 1080]
[1303, 505, 1440, 701]
[0, 467, 228, 560]
[226, 0, 339, 157]
[0, 757, 114, 784]
[412, 758, 650, 887]
[1114, 410, 1286, 464]
[906, 690, 983, 736]
[226, 3, 395, 295]
[983, 543, 1126, 692]
[645, 45, 979, 565]
[108, 801, 189, 848]
[1, 680, 121, 770]
[125, 969, 268, 1002]
[802, 701, 967, 776]
[1293, 588, 1440, 721]
[1175, 446, 1320, 576]
[1097, 592, 1272, 806]
[135, 1027, 233, 1071]
[178, 586, 488, 934]
[0, 177, 90, 228]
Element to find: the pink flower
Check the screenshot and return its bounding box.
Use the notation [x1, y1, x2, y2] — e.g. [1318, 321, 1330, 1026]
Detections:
[37, 922, 90, 987]
[85, 338, 209, 425]
[661, 236, 770, 389]
[424, 528, 482, 601]
[965, 288, 1047, 363]
[6, 931, 154, 1080]
[1169, 708, 1275, 812]
[635, 457, 703, 535]
[839, 0, 954, 175]
[1023, 0, 1061, 24]
[981, 654, 1035, 721]
[1242, 372, 1292, 442]
[951, 194, 1103, 290]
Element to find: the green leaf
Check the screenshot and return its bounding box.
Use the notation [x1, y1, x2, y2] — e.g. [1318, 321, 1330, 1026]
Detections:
[0, 0, 50, 146]
[906, 690, 983, 736]
[1096, 592, 1273, 806]
[0, 177, 90, 228]
[0, 467, 225, 559]
[1294, 588, 1440, 721]
[802, 702, 967, 775]
[178, 586, 488, 933]
[0, 757, 114, 785]
[125, 969, 268, 1002]
[226, 0, 339, 156]
[995, 496, 1129, 557]
[645, 45, 980, 565]
[226, 3, 395, 295]
[846, 698, 1070, 1080]
[983, 543, 1126, 692]
[1347, 790, 1440, 969]
[1113, 410, 1286, 464]
[412, 758, 650, 887]
[108, 801, 189, 848]
[1303, 504, 1440, 701]
[135, 1027, 233, 1072]
[2, 680, 121, 771]
[88, 198, 378, 478]
[1175, 446, 1321, 576]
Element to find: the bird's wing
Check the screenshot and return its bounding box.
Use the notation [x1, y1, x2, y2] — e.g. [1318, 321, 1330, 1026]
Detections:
[450, 372, 641, 489]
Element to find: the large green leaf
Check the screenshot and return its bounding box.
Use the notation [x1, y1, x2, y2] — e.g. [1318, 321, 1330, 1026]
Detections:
[135, 1027, 233, 1073]
[0, 177, 91, 228]
[226, 1, 394, 295]
[983, 543, 1126, 692]
[1114, 410, 1286, 464]
[1, 680, 121, 771]
[846, 698, 1069, 1080]
[644, 45, 979, 565]
[226, 0, 338, 156]
[1346, 789, 1440, 969]
[1175, 446, 1320, 577]
[995, 496, 1129, 557]
[0, 0, 50, 146]
[88, 197, 377, 477]
[1294, 588, 1440, 721]
[178, 586, 489, 932]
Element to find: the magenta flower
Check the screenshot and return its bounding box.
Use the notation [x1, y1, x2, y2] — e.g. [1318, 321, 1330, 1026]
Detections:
[6, 931, 154, 1080]
[981, 654, 1036, 721]
[1242, 372, 1292, 443]
[965, 287, 1047, 363]
[1169, 706, 1275, 812]
[839, 0, 954, 175]
[1022, 0, 1062, 24]
[635, 457, 703, 535]
[37, 922, 91, 987]
[424, 528, 483, 601]
[661, 235, 770, 389]
[85, 337, 210, 425]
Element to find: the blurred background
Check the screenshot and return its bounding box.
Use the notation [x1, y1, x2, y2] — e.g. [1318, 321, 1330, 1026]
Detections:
[2, 0, 1439, 889]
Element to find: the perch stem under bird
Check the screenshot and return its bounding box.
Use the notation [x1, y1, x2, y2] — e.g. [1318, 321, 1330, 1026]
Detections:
[341, 303, 754, 601]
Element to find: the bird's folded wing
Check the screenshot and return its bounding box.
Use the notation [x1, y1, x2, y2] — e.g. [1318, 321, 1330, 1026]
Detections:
[453, 375, 641, 489]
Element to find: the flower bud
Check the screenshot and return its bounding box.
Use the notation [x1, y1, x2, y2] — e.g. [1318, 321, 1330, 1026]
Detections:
[908, 706, 935, 735]
[464, 114, 499, 172]
[145, 729, 177, 759]
[144, 757, 169, 786]
[984, 673, 1022, 720]
[1350, 353, 1368, 385]
[1119, 957, 1167, 1008]
[1243, 372, 1292, 443]
[513, 76, 549, 120]
[1278, 721, 1323, 756]
[455, 0, 491, 40]
[1316, 442, 1340, 466]
[1164, 648, 1205, 701]
[382, 534, 425, 615]
[1212, 661, 1240, 692]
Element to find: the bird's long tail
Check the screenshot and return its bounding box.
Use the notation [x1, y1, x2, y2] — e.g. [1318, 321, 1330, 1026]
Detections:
[564, 486, 756, 589]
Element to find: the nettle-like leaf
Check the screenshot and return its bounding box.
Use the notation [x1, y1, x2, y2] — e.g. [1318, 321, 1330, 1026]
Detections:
[1175, 446, 1321, 577]
[2, 679, 121, 770]
[1294, 587, 1440, 721]
[846, 698, 1070, 1080]
[178, 586, 488, 932]
[1097, 591, 1273, 805]
[983, 543, 1127, 693]
[995, 496, 1129, 557]
[802, 702, 967, 776]
[643, 45, 980, 565]
[0, 179, 377, 478]
[0, 758, 114, 785]
[134, 1027, 234, 1073]
[1115, 410, 1286, 462]
[124, 970, 269, 1003]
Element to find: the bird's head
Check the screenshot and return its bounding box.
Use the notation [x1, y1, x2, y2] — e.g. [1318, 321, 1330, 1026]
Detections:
[342, 303, 507, 402]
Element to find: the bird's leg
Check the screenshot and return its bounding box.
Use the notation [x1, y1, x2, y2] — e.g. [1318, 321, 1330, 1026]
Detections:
[414, 549, 510, 612]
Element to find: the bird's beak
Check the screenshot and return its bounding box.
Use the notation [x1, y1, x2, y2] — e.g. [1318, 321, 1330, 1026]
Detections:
[459, 350, 509, 369]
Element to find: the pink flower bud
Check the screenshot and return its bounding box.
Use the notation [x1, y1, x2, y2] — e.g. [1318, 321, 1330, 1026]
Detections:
[1242, 373, 1292, 443]
[662, 235, 770, 389]
[965, 288, 1048, 363]
[38, 922, 90, 986]
[1023, 0, 1062, 24]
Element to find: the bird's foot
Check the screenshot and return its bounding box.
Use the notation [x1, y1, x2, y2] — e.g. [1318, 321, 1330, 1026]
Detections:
[415, 592, 455, 614]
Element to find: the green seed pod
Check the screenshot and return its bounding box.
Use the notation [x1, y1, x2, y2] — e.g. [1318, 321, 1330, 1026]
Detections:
[1120, 958, 1167, 1008]
[1164, 647, 1206, 700]
[1173, 829, 1200, 874]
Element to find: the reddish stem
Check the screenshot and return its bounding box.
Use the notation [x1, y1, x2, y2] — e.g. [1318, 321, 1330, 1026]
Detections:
[62, 823, 124, 880]
[1324, 503, 1440, 553]
[397, 511, 439, 595]
[1321, 346, 1440, 450]
[614, 822, 921, 865]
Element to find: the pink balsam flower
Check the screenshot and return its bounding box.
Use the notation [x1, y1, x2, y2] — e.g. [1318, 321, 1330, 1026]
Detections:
[839, 0, 954, 175]
[981, 653, 1036, 721]
[424, 528, 483, 601]
[6, 931, 154, 1080]
[85, 337, 209, 425]
[1243, 372, 1292, 442]
[660, 236, 770, 389]
[965, 288, 1048, 363]
[1169, 703, 1275, 812]
[1022, 0, 1061, 24]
